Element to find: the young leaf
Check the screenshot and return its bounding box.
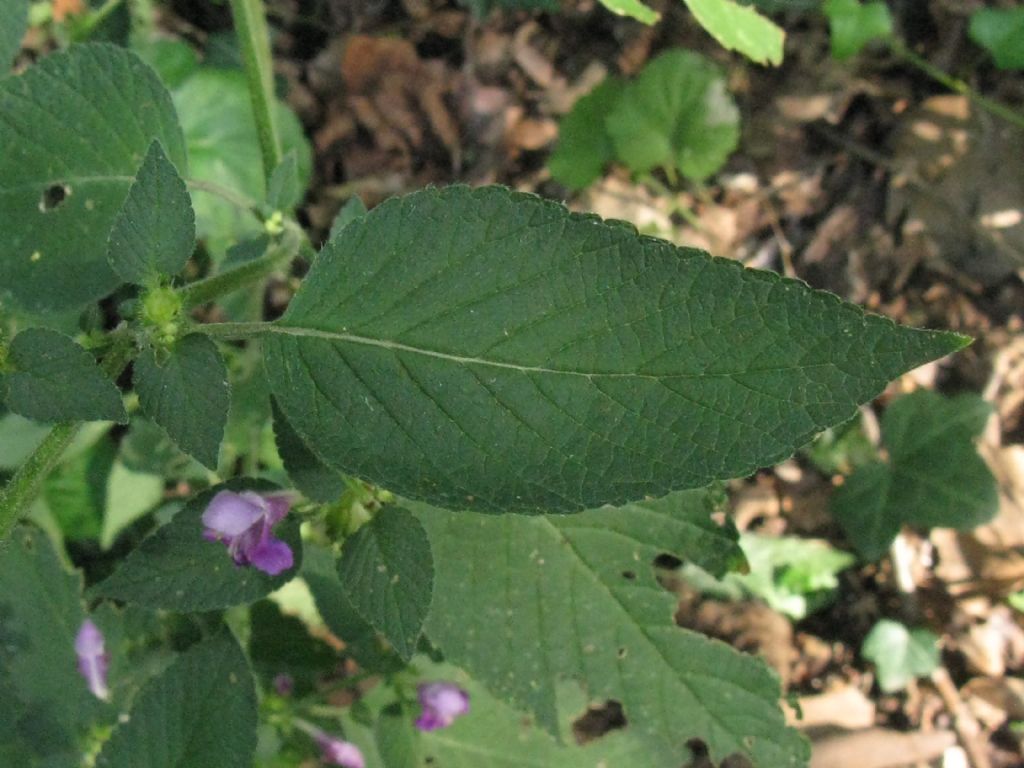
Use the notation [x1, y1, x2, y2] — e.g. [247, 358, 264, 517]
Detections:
[92, 480, 302, 610]
[0, 527, 101, 762]
[682, 0, 785, 66]
[263, 185, 967, 514]
[969, 8, 1024, 70]
[0, 44, 186, 310]
[861, 619, 939, 693]
[272, 397, 346, 503]
[0, 0, 28, 69]
[376, 703, 421, 768]
[413, 490, 809, 767]
[267, 150, 303, 211]
[606, 50, 739, 181]
[303, 544, 405, 674]
[338, 506, 434, 660]
[107, 140, 195, 285]
[823, 0, 893, 61]
[4, 328, 126, 423]
[831, 391, 997, 559]
[549, 78, 625, 190]
[173, 68, 311, 257]
[328, 195, 369, 242]
[134, 334, 230, 469]
[597, 0, 659, 25]
[96, 631, 258, 768]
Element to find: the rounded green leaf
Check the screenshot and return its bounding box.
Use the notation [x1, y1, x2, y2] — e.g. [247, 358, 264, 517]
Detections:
[91, 480, 302, 611]
[5, 328, 126, 423]
[0, 0, 28, 70]
[0, 44, 186, 311]
[969, 8, 1024, 70]
[824, 0, 893, 61]
[606, 50, 739, 181]
[338, 506, 433, 660]
[861, 619, 939, 693]
[549, 78, 625, 191]
[263, 185, 966, 514]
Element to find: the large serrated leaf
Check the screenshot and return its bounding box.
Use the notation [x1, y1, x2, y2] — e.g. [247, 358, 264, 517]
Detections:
[134, 334, 230, 469]
[96, 631, 258, 768]
[414, 491, 807, 767]
[0, 526, 100, 763]
[107, 139, 196, 285]
[5, 327, 127, 423]
[0, 44, 186, 311]
[92, 480, 302, 610]
[338, 506, 433, 660]
[263, 185, 966, 514]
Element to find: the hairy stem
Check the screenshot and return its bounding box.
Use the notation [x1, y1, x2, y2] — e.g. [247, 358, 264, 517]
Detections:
[177, 225, 302, 308]
[0, 329, 135, 542]
[228, 0, 283, 184]
[889, 39, 1024, 131]
[192, 321, 275, 340]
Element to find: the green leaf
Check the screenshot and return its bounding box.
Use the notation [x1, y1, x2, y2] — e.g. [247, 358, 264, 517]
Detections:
[375, 703, 421, 768]
[606, 50, 739, 181]
[248, 600, 339, 693]
[0, 44, 186, 311]
[861, 619, 939, 693]
[173, 68, 311, 256]
[338, 506, 433, 660]
[823, 0, 893, 60]
[457, 0, 558, 16]
[96, 631, 258, 768]
[0, 526, 100, 763]
[272, 397, 346, 503]
[133, 38, 200, 89]
[264, 185, 967, 514]
[328, 195, 369, 242]
[682, 0, 785, 66]
[597, 0, 659, 24]
[99, 459, 166, 548]
[549, 78, 625, 190]
[4, 328, 126, 423]
[414, 490, 809, 767]
[267, 150, 303, 211]
[42, 432, 117, 540]
[134, 333, 230, 469]
[831, 391, 998, 559]
[0, 0, 28, 70]
[0, 410, 50, 470]
[969, 8, 1024, 70]
[802, 412, 877, 475]
[303, 543, 405, 673]
[107, 140, 195, 285]
[92, 480, 302, 610]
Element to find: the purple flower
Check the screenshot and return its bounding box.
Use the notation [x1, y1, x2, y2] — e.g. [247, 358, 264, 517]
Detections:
[415, 681, 470, 731]
[74, 619, 110, 701]
[201, 490, 294, 575]
[313, 731, 365, 768]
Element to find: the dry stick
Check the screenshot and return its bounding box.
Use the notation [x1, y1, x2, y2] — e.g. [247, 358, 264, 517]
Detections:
[931, 666, 992, 768]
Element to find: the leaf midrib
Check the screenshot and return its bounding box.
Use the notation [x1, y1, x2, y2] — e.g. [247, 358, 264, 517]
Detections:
[268, 322, 834, 381]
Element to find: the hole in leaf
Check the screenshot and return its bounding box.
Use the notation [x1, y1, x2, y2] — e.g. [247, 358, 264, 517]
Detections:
[653, 553, 682, 570]
[621, 570, 636, 581]
[572, 699, 627, 745]
[617, 646, 627, 659]
[39, 183, 70, 212]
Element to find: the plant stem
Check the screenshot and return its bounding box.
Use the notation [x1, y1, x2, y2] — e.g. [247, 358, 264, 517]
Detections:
[888, 39, 1024, 131]
[0, 329, 135, 542]
[228, 0, 283, 184]
[192, 321, 275, 340]
[186, 178, 262, 215]
[177, 226, 301, 308]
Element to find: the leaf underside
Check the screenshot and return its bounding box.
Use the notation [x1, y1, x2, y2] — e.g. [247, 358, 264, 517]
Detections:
[414, 490, 809, 767]
[264, 185, 966, 514]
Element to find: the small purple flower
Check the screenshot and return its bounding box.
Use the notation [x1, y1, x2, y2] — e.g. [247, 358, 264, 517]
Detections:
[415, 681, 470, 731]
[74, 619, 110, 701]
[201, 490, 294, 575]
[272, 673, 294, 697]
[313, 730, 365, 768]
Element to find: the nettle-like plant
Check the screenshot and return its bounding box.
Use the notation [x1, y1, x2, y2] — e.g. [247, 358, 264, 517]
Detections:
[0, 5, 970, 768]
